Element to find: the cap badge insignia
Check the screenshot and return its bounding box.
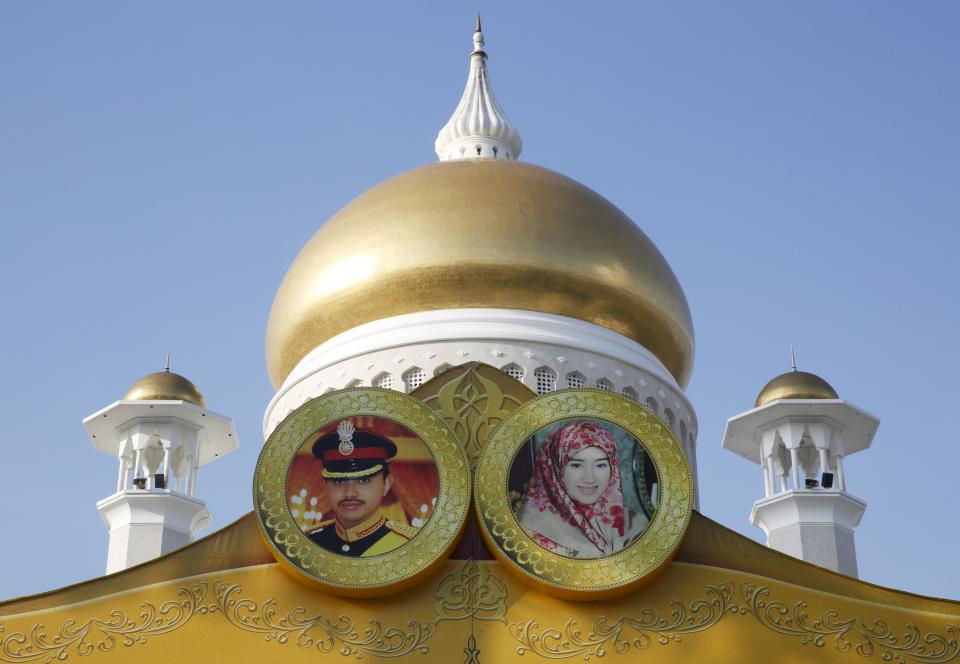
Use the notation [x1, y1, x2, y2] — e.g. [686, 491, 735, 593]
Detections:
[337, 420, 356, 456]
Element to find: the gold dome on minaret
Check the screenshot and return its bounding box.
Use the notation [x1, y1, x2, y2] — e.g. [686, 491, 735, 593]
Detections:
[755, 369, 838, 407]
[266, 159, 694, 389]
[124, 369, 206, 408]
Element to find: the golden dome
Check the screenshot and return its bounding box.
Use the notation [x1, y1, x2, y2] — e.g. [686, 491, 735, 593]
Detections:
[755, 370, 838, 408]
[266, 159, 694, 389]
[124, 370, 206, 408]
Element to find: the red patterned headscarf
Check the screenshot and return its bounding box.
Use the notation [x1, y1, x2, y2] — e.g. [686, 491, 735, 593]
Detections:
[523, 420, 625, 555]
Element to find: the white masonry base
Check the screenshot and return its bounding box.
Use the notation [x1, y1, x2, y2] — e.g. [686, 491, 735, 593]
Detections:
[264, 308, 700, 506]
[97, 490, 212, 574]
[751, 490, 866, 577]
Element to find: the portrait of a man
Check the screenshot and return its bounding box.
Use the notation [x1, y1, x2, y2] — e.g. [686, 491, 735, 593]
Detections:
[509, 419, 658, 559]
[286, 418, 439, 557]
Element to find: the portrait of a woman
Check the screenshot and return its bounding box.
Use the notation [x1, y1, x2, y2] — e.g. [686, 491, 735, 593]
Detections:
[515, 420, 652, 558]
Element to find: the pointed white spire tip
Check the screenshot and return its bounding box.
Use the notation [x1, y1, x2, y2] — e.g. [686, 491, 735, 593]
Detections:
[435, 19, 522, 161]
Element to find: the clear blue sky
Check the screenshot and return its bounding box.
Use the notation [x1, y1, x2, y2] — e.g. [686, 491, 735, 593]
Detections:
[1, 2, 957, 600]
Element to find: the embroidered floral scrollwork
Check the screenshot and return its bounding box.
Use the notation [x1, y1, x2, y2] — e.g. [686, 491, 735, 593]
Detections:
[0, 584, 207, 663]
[210, 581, 436, 659]
[740, 583, 857, 649]
[435, 560, 508, 624]
[509, 583, 735, 659]
[3, 577, 959, 662]
[740, 584, 960, 664]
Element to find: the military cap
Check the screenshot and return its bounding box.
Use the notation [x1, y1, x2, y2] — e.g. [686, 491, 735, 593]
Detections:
[312, 420, 398, 480]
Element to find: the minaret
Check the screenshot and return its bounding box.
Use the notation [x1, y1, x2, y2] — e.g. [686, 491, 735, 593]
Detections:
[83, 363, 239, 573]
[722, 361, 879, 576]
[435, 16, 522, 160]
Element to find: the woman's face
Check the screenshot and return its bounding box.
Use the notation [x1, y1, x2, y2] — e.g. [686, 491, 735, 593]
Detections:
[562, 446, 611, 505]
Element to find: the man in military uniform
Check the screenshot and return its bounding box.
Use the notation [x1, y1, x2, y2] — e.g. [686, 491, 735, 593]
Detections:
[306, 420, 419, 556]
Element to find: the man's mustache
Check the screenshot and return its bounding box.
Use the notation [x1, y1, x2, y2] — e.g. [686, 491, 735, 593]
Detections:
[338, 498, 365, 505]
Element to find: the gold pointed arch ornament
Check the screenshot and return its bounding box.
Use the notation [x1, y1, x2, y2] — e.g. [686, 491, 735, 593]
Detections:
[412, 362, 534, 467]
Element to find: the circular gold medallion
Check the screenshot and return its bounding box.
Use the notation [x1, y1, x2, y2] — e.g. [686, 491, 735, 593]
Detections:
[475, 389, 694, 600]
[254, 388, 471, 597]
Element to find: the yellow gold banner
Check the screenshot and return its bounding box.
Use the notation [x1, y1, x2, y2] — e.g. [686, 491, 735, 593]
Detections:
[3, 560, 958, 663]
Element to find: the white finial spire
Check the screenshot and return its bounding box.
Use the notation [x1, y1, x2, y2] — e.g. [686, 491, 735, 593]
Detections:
[435, 17, 522, 161]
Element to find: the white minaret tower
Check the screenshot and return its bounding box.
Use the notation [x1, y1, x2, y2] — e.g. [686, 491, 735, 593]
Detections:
[722, 361, 879, 576]
[82, 363, 238, 573]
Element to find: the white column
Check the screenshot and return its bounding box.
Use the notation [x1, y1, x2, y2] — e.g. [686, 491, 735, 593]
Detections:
[161, 447, 171, 489]
[835, 455, 846, 491]
[191, 459, 199, 496]
[751, 491, 865, 577]
[98, 491, 212, 574]
[133, 448, 143, 487]
[789, 448, 801, 489]
[762, 456, 775, 497]
[116, 458, 126, 493]
[818, 448, 830, 478]
[185, 455, 197, 496]
[116, 437, 131, 492]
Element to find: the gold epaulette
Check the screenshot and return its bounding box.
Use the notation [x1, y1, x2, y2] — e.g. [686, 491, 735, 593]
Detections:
[385, 519, 419, 540]
[305, 519, 335, 536]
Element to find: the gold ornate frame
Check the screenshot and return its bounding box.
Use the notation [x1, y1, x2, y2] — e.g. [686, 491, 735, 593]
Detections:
[475, 389, 694, 600]
[253, 388, 471, 597]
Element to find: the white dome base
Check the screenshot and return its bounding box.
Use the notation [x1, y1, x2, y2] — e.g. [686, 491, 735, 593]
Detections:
[264, 308, 699, 504]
